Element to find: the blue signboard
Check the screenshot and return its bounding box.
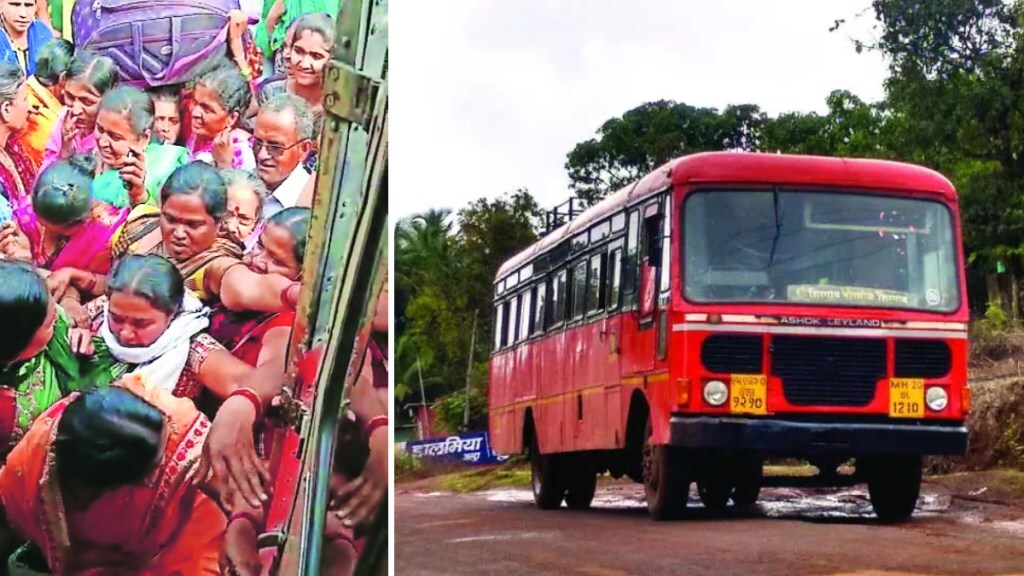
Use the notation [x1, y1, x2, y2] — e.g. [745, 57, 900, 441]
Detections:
[405, 431, 508, 465]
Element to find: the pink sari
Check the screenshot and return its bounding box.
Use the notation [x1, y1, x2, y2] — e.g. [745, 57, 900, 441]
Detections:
[16, 201, 129, 274]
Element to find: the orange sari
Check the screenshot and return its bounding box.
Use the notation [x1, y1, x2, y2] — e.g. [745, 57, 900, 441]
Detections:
[23, 77, 60, 169]
[0, 376, 226, 575]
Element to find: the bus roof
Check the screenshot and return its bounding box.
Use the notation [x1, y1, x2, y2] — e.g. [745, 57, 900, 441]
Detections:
[496, 152, 957, 282]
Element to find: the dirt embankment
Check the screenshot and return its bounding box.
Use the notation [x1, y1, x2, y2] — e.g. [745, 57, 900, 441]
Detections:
[928, 329, 1024, 474]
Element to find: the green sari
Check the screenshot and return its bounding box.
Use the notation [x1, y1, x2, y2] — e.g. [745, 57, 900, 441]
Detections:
[80, 337, 131, 389]
[91, 143, 189, 208]
[0, 308, 81, 443]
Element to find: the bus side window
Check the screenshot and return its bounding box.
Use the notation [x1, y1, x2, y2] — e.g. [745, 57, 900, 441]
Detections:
[533, 282, 546, 335]
[571, 261, 587, 320]
[550, 269, 567, 326]
[586, 252, 604, 315]
[494, 302, 504, 349]
[623, 210, 640, 306]
[508, 296, 519, 345]
[520, 288, 532, 341]
[608, 247, 622, 310]
[501, 300, 512, 348]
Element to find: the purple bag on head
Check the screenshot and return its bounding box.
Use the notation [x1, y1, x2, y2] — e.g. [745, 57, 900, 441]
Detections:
[71, 0, 241, 88]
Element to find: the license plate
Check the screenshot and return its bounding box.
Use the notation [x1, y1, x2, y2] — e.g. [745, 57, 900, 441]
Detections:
[889, 378, 924, 418]
[730, 374, 767, 415]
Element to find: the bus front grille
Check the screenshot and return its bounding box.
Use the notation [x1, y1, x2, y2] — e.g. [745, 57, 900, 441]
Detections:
[895, 339, 952, 378]
[771, 336, 886, 406]
[701, 334, 763, 374]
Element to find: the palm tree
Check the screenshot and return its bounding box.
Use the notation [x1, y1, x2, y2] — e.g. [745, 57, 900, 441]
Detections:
[396, 209, 457, 291]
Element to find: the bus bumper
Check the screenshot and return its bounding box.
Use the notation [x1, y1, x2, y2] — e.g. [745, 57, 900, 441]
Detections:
[668, 416, 968, 456]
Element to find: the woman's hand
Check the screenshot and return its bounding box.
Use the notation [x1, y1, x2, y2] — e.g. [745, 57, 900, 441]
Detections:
[194, 395, 270, 510]
[330, 425, 387, 529]
[348, 351, 386, 423]
[213, 129, 235, 169]
[46, 268, 76, 301]
[61, 298, 90, 329]
[0, 222, 31, 262]
[219, 518, 262, 576]
[68, 327, 94, 356]
[60, 114, 79, 159]
[120, 146, 148, 205]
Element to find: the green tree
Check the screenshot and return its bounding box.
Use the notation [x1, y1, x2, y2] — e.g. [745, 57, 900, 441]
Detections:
[394, 190, 543, 433]
[564, 101, 767, 205]
[851, 0, 1024, 309]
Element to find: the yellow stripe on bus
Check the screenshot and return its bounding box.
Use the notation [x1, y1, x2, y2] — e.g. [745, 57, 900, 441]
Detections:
[490, 372, 664, 414]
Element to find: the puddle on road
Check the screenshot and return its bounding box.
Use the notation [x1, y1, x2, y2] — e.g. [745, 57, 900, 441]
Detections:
[482, 486, 951, 521]
[486, 489, 645, 509]
[759, 487, 947, 520]
[957, 515, 1024, 536]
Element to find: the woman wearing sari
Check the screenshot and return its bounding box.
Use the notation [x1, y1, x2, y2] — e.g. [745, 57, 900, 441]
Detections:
[42, 52, 117, 171]
[209, 206, 307, 368]
[0, 61, 36, 216]
[22, 38, 70, 167]
[74, 254, 254, 411]
[2, 158, 128, 277]
[0, 378, 230, 575]
[0, 261, 86, 456]
[109, 161, 244, 305]
[187, 66, 257, 171]
[91, 86, 189, 208]
[222, 168, 267, 251]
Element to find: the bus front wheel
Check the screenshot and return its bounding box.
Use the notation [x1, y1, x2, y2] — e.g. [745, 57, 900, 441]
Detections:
[642, 420, 690, 520]
[530, 437, 566, 510]
[732, 456, 764, 510]
[862, 456, 922, 523]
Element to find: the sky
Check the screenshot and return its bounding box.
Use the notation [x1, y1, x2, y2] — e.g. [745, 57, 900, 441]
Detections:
[389, 0, 890, 220]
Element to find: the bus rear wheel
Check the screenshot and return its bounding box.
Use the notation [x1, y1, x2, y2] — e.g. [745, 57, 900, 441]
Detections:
[642, 420, 690, 520]
[565, 464, 597, 510]
[862, 456, 922, 523]
[530, 437, 566, 510]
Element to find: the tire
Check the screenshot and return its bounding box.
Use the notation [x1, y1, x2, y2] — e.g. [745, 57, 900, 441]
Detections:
[565, 465, 598, 510]
[642, 419, 690, 520]
[862, 456, 922, 523]
[530, 436, 566, 510]
[697, 480, 732, 513]
[732, 456, 763, 510]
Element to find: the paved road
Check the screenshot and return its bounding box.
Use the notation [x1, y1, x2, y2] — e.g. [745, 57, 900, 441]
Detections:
[396, 482, 1024, 576]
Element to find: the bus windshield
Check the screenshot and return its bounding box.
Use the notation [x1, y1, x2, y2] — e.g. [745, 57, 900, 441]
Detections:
[683, 189, 960, 312]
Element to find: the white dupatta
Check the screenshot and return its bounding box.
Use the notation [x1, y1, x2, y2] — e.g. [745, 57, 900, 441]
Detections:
[99, 292, 210, 392]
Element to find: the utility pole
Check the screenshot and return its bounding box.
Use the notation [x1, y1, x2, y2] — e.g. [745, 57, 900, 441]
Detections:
[416, 357, 427, 440]
[462, 311, 478, 430]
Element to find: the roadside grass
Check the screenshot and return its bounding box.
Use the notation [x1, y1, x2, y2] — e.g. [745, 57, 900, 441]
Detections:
[928, 468, 1024, 502]
[437, 461, 532, 493]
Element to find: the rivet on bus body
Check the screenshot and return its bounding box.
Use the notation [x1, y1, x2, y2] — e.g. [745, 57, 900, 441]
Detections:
[676, 378, 690, 407]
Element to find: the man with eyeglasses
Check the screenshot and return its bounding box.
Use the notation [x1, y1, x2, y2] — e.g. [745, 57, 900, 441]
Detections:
[251, 93, 315, 219]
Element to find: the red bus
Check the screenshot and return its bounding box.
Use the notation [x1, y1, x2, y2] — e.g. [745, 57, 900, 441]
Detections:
[488, 152, 968, 522]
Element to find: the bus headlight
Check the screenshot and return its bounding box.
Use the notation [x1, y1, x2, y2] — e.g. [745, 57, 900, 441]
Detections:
[703, 380, 728, 407]
[925, 386, 948, 412]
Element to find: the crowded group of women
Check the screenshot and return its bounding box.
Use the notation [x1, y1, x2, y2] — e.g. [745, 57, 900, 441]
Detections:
[0, 0, 387, 574]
